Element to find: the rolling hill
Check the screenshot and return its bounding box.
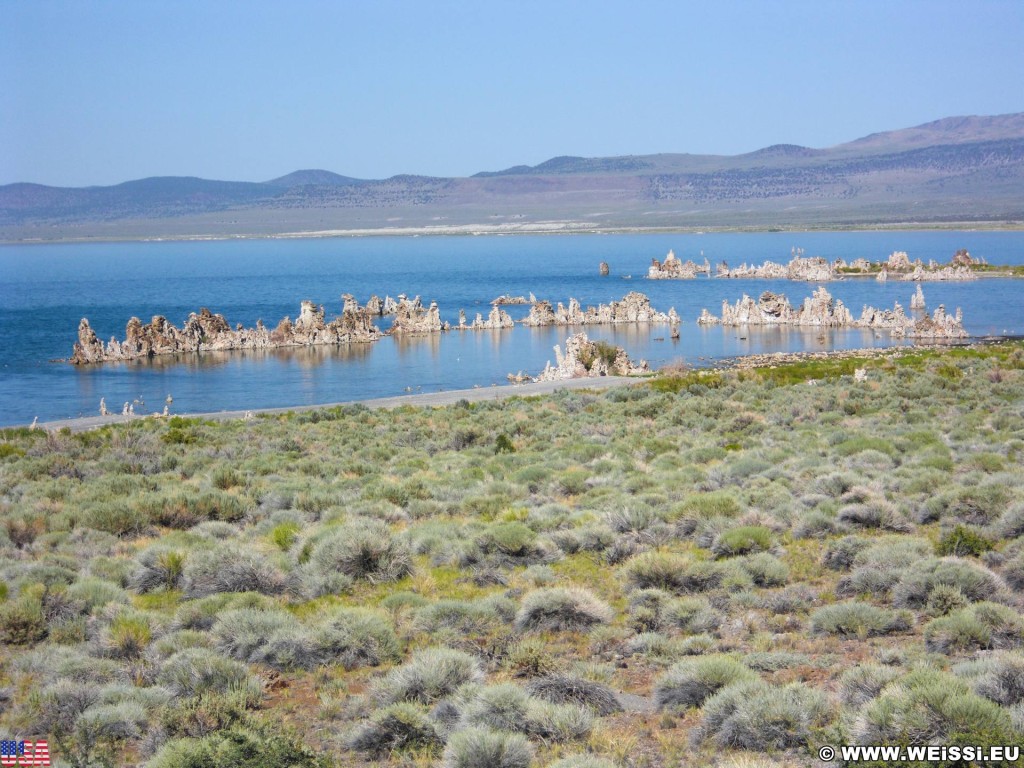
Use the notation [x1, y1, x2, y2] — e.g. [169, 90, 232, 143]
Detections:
[2, 112, 1023, 240]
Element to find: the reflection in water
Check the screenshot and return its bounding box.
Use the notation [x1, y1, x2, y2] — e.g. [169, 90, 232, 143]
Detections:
[393, 332, 442, 359]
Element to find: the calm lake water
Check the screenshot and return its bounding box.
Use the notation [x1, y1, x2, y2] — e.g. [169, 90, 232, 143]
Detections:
[2, 231, 1023, 425]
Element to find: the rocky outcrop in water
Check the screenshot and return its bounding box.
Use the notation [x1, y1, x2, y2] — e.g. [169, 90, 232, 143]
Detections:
[898, 264, 977, 281]
[389, 295, 448, 334]
[492, 293, 534, 305]
[872, 250, 980, 282]
[456, 306, 515, 330]
[599, 262, 610, 276]
[70, 297, 384, 364]
[696, 286, 968, 339]
[910, 285, 926, 310]
[647, 250, 711, 280]
[521, 292, 678, 326]
[716, 256, 835, 281]
[366, 295, 399, 315]
[534, 332, 649, 381]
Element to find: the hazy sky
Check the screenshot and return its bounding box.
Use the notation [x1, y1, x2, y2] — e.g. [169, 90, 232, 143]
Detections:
[3, 0, 1023, 186]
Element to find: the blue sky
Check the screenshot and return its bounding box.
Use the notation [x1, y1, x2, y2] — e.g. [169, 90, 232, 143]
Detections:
[3, 0, 1023, 187]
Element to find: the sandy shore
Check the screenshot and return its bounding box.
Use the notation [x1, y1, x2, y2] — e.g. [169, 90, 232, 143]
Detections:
[29, 376, 637, 434]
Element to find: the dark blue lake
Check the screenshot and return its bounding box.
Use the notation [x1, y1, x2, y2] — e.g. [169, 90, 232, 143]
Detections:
[2, 230, 1023, 425]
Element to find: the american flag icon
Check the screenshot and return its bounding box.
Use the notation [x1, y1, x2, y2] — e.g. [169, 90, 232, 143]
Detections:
[0, 741, 50, 767]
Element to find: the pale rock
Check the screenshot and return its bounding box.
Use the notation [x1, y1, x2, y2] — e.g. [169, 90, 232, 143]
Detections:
[534, 332, 649, 381]
[696, 286, 968, 340]
[648, 250, 711, 279]
[389, 296, 449, 334]
[70, 297, 383, 364]
[522, 292, 675, 326]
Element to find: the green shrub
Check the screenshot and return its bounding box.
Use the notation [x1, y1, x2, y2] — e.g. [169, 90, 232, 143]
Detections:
[835, 436, 897, 457]
[661, 596, 722, 634]
[729, 553, 789, 587]
[654, 656, 758, 710]
[936, 525, 994, 557]
[66, 577, 131, 611]
[623, 551, 724, 593]
[495, 433, 516, 454]
[892, 557, 1005, 608]
[852, 669, 1017, 751]
[131, 546, 187, 592]
[212, 467, 243, 490]
[147, 720, 331, 768]
[924, 602, 1024, 654]
[925, 584, 970, 617]
[0, 594, 47, 644]
[311, 606, 401, 670]
[269, 521, 300, 551]
[373, 647, 483, 705]
[711, 526, 774, 558]
[477, 522, 538, 557]
[811, 602, 912, 638]
[515, 587, 613, 632]
[415, 598, 506, 635]
[82, 501, 148, 536]
[670, 492, 742, 523]
[441, 726, 533, 768]
[503, 636, 558, 678]
[99, 612, 153, 659]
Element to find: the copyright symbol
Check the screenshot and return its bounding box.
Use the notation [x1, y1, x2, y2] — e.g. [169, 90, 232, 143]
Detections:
[818, 745, 836, 762]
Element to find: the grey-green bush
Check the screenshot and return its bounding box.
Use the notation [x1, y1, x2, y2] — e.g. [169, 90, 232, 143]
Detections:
[654, 656, 758, 710]
[696, 680, 831, 750]
[515, 587, 612, 632]
[811, 602, 912, 638]
[182, 546, 288, 599]
[373, 647, 483, 705]
[924, 602, 1024, 654]
[347, 702, 440, 755]
[157, 648, 262, 698]
[892, 557, 1005, 608]
[305, 520, 412, 584]
[441, 726, 533, 768]
[852, 668, 1017, 746]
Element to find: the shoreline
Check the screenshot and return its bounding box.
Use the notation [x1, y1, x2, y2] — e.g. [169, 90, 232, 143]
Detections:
[18, 336, 1018, 434]
[3, 220, 1024, 246]
[24, 375, 638, 433]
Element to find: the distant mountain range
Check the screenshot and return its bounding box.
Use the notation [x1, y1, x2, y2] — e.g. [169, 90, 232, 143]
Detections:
[3, 113, 1024, 240]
